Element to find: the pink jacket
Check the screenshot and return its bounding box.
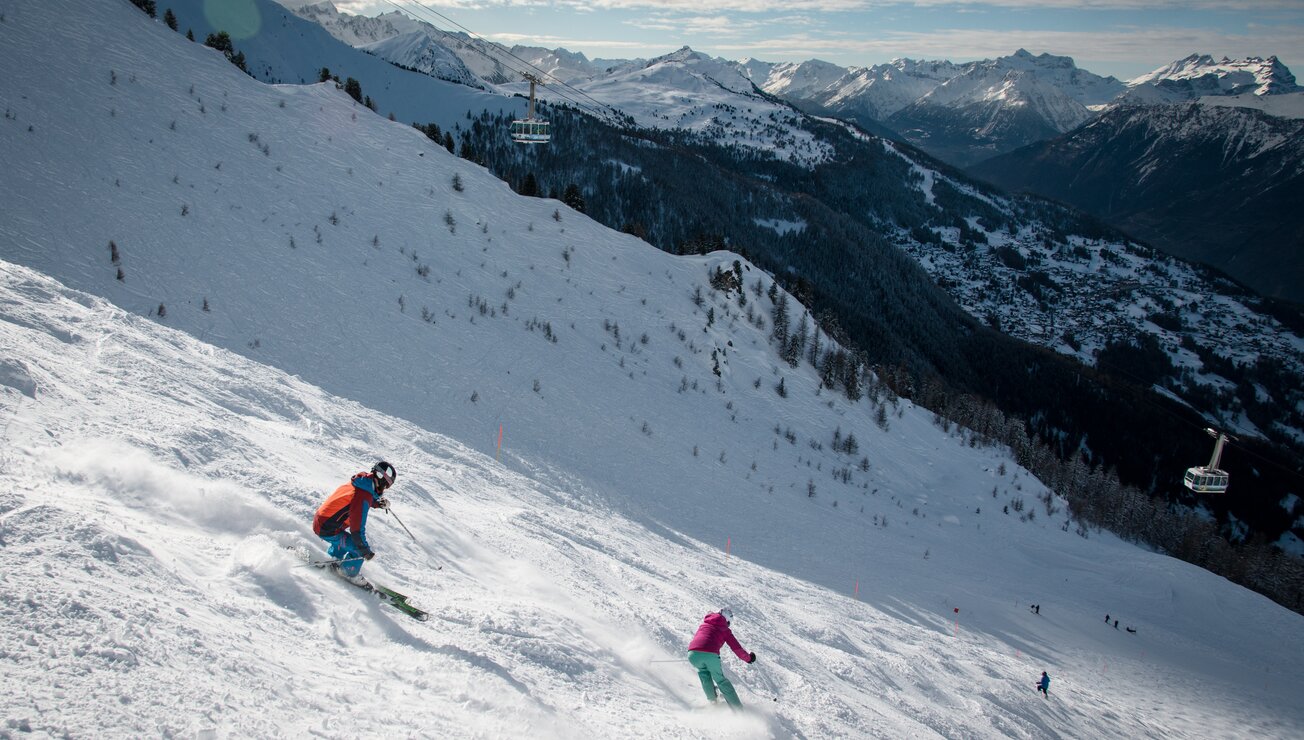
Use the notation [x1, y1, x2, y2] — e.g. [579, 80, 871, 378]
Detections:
[687, 612, 750, 661]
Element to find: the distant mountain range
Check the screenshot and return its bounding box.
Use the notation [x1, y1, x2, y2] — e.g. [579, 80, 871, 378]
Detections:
[742, 51, 1301, 167]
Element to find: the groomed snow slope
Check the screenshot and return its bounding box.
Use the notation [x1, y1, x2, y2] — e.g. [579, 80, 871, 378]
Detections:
[1, 1, 1303, 737]
[3, 263, 1301, 739]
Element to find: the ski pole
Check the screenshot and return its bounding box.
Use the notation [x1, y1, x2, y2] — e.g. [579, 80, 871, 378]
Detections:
[650, 659, 684, 663]
[387, 506, 419, 543]
[386, 506, 444, 571]
[749, 660, 781, 703]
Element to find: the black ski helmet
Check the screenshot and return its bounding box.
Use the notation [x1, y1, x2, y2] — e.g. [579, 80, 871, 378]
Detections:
[372, 461, 397, 491]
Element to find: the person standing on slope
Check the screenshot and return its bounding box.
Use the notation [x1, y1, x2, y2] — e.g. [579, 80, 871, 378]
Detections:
[1037, 671, 1050, 698]
[312, 462, 397, 579]
[687, 608, 756, 708]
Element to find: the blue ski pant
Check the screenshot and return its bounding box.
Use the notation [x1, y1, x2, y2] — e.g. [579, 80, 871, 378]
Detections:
[689, 650, 742, 707]
[319, 532, 364, 577]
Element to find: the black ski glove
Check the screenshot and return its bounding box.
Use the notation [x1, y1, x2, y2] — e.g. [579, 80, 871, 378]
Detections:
[747, 652, 756, 664]
[362, 549, 376, 561]
[374, 497, 389, 510]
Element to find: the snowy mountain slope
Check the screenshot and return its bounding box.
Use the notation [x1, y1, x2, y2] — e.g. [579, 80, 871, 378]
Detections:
[5, 261, 1302, 738]
[163, 0, 518, 132]
[361, 30, 482, 89]
[570, 47, 831, 164]
[281, 0, 524, 86]
[4, 1, 1304, 736]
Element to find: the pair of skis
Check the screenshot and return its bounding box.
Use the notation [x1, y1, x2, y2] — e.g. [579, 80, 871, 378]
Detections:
[290, 547, 431, 621]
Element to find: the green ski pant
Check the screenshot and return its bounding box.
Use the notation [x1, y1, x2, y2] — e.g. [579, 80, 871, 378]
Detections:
[689, 650, 742, 707]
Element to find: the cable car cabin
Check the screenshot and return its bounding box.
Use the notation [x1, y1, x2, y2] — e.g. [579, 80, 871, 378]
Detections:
[1183, 466, 1229, 494]
[1184, 428, 1232, 493]
[510, 118, 550, 144]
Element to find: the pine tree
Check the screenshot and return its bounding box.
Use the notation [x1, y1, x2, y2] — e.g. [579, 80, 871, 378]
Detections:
[562, 183, 585, 213]
[771, 294, 789, 347]
[343, 78, 363, 104]
[518, 172, 539, 197]
[163, 8, 177, 30]
[204, 31, 233, 55]
[130, 0, 157, 18]
[442, 131, 454, 153]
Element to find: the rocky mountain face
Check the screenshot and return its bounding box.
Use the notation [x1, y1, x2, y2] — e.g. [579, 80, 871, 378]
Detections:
[970, 102, 1304, 303]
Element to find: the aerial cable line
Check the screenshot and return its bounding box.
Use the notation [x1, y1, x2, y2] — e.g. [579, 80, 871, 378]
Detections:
[377, 0, 622, 124]
[396, 0, 618, 116]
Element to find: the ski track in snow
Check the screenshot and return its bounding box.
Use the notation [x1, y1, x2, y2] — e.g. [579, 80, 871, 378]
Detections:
[0, 1, 1302, 738]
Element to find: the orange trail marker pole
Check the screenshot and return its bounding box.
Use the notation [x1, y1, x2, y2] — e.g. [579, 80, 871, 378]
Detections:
[496, 424, 503, 462]
[726, 536, 731, 558]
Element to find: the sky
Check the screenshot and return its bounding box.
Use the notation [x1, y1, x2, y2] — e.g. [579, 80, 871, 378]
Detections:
[326, 0, 1304, 80]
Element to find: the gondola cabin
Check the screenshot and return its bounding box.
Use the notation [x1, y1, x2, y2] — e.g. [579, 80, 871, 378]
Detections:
[510, 118, 550, 144]
[1183, 467, 1229, 494]
[511, 73, 550, 145]
[1184, 428, 1232, 494]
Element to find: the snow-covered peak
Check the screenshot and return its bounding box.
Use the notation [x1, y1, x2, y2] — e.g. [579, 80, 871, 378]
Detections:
[506, 45, 602, 83]
[566, 44, 834, 164]
[1126, 54, 1301, 100]
[362, 31, 481, 88]
[747, 57, 963, 120]
[910, 50, 1124, 132]
[283, 1, 415, 47]
[752, 58, 849, 98]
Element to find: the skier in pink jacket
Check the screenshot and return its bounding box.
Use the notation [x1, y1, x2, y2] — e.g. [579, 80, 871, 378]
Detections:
[687, 608, 756, 708]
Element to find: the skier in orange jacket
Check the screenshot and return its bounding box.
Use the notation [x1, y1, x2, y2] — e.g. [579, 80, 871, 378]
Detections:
[312, 462, 396, 577]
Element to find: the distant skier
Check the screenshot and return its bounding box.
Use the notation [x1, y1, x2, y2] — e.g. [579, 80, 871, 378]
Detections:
[687, 608, 756, 708]
[312, 461, 397, 579]
[1037, 671, 1050, 698]
[1114, 619, 1119, 630]
[1105, 613, 1110, 624]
